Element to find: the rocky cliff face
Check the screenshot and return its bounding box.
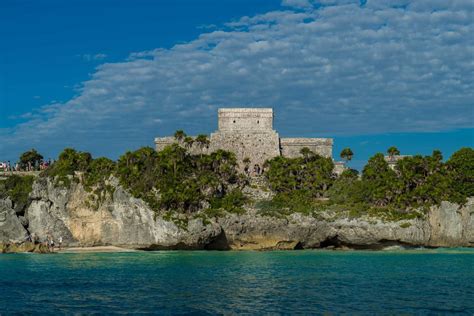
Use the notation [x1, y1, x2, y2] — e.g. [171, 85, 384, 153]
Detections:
[1, 177, 473, 250]
[0, 198, 28, 243]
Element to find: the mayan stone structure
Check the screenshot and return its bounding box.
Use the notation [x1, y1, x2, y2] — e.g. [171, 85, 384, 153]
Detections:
[155, 108, 333, 170]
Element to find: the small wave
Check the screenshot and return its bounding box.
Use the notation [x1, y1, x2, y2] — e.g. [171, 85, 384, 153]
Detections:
[381, 245, 407, 251]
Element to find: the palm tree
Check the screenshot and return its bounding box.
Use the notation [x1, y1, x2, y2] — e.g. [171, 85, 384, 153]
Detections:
[195, 134, 210, 156]
[300, 147, 314, 162]
[174, 130, 186, 143]
[340, 148, 353, 162]
[183, 136, 194, 151]
[387, 146, 400, 159]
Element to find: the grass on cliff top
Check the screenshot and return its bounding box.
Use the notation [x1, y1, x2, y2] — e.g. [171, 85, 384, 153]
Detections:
[41, 148, 115, 191]
[255, 190, 426, 222]
[255, 191, 328, 218]
[0, 175, 35, 211]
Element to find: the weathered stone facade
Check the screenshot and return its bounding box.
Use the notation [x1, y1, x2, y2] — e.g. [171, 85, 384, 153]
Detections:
[155, 108, 334, 169]
[384, 155, 412, 170]
[280, 138, 333, 158]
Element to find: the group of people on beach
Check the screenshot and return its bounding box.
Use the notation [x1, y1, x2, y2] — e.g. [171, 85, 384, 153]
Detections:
[0, 159, 52, 172]
[46, 234, 63, 252]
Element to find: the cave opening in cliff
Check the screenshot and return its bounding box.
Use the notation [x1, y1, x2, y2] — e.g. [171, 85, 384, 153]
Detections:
[319, 235, 344, 248]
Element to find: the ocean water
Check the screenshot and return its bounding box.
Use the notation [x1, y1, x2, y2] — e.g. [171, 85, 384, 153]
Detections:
[0, 249, 473, 314]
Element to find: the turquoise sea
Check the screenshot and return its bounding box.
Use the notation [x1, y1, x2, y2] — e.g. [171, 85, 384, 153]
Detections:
[0, 249, 473, 314]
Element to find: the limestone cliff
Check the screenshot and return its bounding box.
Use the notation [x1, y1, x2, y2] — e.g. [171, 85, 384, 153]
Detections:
[1, 177, 473, 250]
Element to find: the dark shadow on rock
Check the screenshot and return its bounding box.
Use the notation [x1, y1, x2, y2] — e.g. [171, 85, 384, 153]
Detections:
[139, 242, 201, 251]
[205, 230, 230, 250]
[319, 235, 344, 248]
[319, 235, 418, 250]
[294, 241, 304, 250]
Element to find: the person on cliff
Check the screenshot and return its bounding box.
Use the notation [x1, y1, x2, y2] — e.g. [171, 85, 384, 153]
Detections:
[48, 236, 55, 252]
[58, 236, 63, 250]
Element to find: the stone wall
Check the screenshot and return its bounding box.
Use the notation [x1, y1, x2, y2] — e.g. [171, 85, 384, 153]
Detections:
[333, 162, 347, 176]
[280, 138, 333, 158]
[218, 108, 273, 132]
[154, 108, 335, 170]
[154, 136, 210, 155]
[210, 131, 280, 170]
[384, 155, 411, 170]
[154, 137, 174, 152]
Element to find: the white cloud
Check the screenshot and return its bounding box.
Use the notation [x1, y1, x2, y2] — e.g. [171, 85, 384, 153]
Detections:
[1, 0, 473, 160]
[80, 53, 108, 62]
[282, 0, 313, 9]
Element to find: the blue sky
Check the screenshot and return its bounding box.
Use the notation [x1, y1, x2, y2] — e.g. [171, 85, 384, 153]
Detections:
[1, 0, 473, 169]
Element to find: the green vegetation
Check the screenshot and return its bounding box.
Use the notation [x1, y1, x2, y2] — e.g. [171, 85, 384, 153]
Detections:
[0, 175, 35, 211]
[210, 189, 247, 214]
[174, 130, 186, 142]
[19, 148, 43, 169]
[116, 144, 244, 214]
[41, 148, 115, 190]
[264, 148, 334, 198]
[26, 137, 473, 223]
[400, 222, 412, 228]
[261, 147, 474, 221]
[446, 147, 474, 201]
[195, 134, 210, 155]
[360, 153, 399, 207]
[183, 136, 194, 149]
[387, 146, 400, 158]
[38, 138, 245, 216]
[83, 157, 116, 191]
[256, 191, 327, 217]
[260, 148, 334, 218]
[340, 147, 353, 163]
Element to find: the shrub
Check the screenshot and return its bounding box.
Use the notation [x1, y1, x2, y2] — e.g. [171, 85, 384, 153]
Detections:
[256, 191, 322, 217]
[42, 148, 115, 190]
[264, 153, 334, 198]
[446, 147, 474, 203]
[116, 144, 243, 214]
[19, 149, 43, 169]
[83, 157, 116, 191]
[0, 175, 35, 212]
[209, 189, 247, 215]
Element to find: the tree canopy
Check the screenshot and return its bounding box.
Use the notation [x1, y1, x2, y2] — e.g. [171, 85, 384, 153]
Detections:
[340, 148, 354, 162]
[174, 130, 186, 142]
[387, 146, 400, 157]
[265, 152, 334, 198]
[37, 140, 473, 221]
[19, 149, 43, 167]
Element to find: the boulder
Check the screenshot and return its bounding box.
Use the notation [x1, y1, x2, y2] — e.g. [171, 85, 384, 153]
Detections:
[0, 199, 28, 243]
[0, 242, 51, 254]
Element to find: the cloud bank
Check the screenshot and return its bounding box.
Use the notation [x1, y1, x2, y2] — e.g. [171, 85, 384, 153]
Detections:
[2, 0, 473, 160]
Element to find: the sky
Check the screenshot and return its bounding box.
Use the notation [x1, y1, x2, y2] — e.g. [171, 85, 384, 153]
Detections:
[1, 0, 473, 170]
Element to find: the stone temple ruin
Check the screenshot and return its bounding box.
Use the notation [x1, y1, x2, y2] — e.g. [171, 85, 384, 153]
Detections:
[155, 108, 338, 172]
